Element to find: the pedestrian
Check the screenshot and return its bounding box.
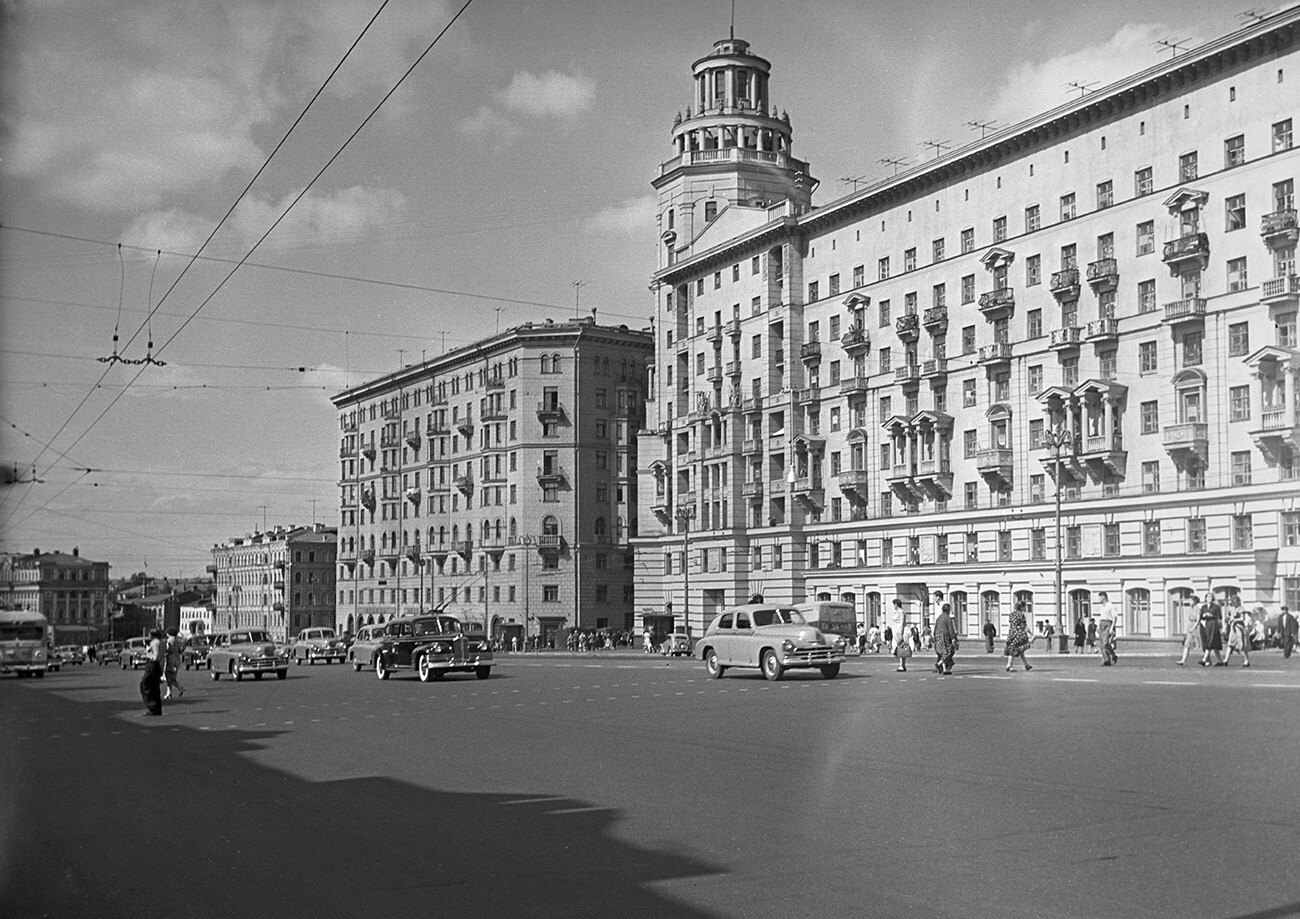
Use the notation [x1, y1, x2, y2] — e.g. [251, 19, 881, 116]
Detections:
[643, 627, 654, 654]
[1177, 604, 1201, 666]
[1086, 616, 1098, 652]
[1043, 620, 1056, 651]
[932, 603, 958, 675]
[1198, 596, 1225, 666]
[883, 624, 894, 649]
[1004, 601, 1033, 672]
[982, 618, 996, 653]
[909, 623, 921, 652]
[921, 623, 933, 650]
[1279, 605, 1298, 659]
[1097, 592, 1119, 666]
[856, 621, 867, 655]
[1073, 617, 1086, 654]
[162, 626, 184, 700]
[139, 629, 165, 716]
[894, 630, 912, 672]
[1222, 603, 1251, 668]
[867, 624, 881, 653]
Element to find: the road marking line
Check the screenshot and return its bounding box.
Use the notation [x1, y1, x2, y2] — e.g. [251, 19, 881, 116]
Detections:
[966, 675, 1010, 680]
[1053, 678, 1098, 683]
[1250, 683, 1300, 689]
[1143, 681, 1196, 686]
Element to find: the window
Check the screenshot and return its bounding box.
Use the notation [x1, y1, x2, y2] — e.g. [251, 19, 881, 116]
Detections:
[1227, 257, 1248, 292]
[808, 280, 819, 302]
[962, 379, 977, 407]
[1274, 119, 1294, 152]
[1138, 279, 1157, 314]
[960, 228, 974, 254]
[1096, 180, 1114, 209]
[1225, 194, 1246, 232]
[1025, 204, 1040, 233]
[993, 216, 1007, 242]
[1028, 419, 1043, 448]
[1224, 134, 1245, 168]
[752, 334, 762, 358]
[1182, 331, 1203, 367]
[932, 283, 946, 309]
[543, 585, 559, 602]
[1026, 254, 1041, 286]
[1140, 400, 1159, 433]
[965, 532, 979, 561]
[705, 200, 717, 222]
[1062, 356, 1079, 388]
[962, 325, 976, 354]
[1141, 460, 1160, 493]
[1188, 518, 1207, 553]
[829, 273, 841, 296]
[1179, 151, 1198, 182]
[752, 255, 760, 275]
[963, 429, 977, 458]
[1228, 322, 1249, 356]
[1031, 528, 1046, 561]
[1026, 309, 1042, 339]
[1066, 526, 1081, 559]
[1233, 514, 1253, 550]
[961, 274, 975, 303]
[853, 265, 864, 288]
[1143, 520, 1161, 556]
[879, 299, 891, 327]
[1231, 451, 1252, 485]
[878, 256, 890, 280]
[1136, 221, 1155, 256]
[1230, 385, 1251, 422]
[879, 347, 891, 373]
[1135, 166, 1153, 197]
[1060, 193, 1076, 221]
[1139, 341, 1158, 374]
[904, 248, 916, 272]
[998, 531, 1012, 562]
[1283, 511, 1300, 547]
[1029, 472, 1045, 502]
[1104, 524, 1121, 557]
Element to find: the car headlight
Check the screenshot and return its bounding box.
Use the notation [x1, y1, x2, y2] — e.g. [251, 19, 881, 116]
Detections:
[781, 640, 795, 653]
[239, 653, 249, 661]
[34, 649, 46, 660]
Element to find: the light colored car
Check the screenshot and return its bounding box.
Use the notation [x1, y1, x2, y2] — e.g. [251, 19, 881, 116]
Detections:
[97, 641, 123, 664]
[206, 629, 289, 681]
[662, 628, 693, 657]
[119, 637, 150, 670]
[349, 621, 400, 672]
[56, 645, 86, 665]
[290, 627, 347, 665]
[695, 604, 847, 681]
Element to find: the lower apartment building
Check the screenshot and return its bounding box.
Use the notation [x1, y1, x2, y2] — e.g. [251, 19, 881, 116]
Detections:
[331, 318, 651, 645]
[209, 524, 337, 641]
[633, 11, 1300, 642]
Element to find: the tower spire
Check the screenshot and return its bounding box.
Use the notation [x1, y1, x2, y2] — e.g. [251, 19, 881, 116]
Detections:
[730, 0, 735, 39]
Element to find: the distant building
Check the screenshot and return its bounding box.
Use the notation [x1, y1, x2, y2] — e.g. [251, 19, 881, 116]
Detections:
[636, 12, 1300, 641]
[332, 318, 652, 646]
[0, 547, 111, 634]
[209, 524, 337, 641]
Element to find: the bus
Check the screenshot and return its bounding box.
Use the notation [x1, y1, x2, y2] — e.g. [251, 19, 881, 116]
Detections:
[794, 601, 857, 644]
[0, 609, 51, 677]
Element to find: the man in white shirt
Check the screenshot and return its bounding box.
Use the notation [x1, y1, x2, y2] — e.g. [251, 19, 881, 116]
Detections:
[1097, 592, 1119, 666]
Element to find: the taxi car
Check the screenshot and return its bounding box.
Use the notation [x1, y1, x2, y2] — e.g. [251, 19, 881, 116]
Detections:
[349, 621, 398, 672]
[374, 614, 492, 682]
[206, 629, 289, 681]
[290, 627, 347, 665]
[119, 637, 150, 670]
[183, 635, 213, 670]
[695, 604, 847, 681]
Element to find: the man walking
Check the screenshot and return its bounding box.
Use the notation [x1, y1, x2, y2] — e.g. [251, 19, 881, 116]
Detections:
[1278, 605, 1297, 659]
[982, 618, 996, 654]
[162, 626, 185, 700]
[139, 629, 165, 716]
[932, 603, 958, 675]
[1097, 592, 1118, 666]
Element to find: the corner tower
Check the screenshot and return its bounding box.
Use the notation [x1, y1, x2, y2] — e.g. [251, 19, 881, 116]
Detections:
[652, 36, 816, 269]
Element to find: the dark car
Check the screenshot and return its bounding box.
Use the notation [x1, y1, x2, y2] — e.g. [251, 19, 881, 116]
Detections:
[374, 614, 493, 682]
[183, 635, 213, 670]
[97, 641, 123, 664]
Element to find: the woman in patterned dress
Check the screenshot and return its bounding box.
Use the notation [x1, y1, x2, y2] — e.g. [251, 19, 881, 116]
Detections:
[1004, 601, 1033, 672]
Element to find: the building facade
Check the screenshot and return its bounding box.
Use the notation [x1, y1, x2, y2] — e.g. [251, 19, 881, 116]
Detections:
[0, 548, 111, 633]
[635, 12, 1300, 642]
[209, 524, 337, 641]
[332, 318, 652, 645]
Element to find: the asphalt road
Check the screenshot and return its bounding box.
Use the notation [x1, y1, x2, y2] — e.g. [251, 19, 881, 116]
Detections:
[3, 649, 1299, 919]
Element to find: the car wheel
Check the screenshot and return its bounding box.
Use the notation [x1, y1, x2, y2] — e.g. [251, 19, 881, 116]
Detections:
[475, 666, 491, 680]
[375, 654, 390, 680]
[761, 649, 783, 682]
[704, 648, 725, 679]
[295, 656, 301, 666]
[417, 654, 434, 683]
[211, 669, 220, 681]
[276, 669, 287, 680]
[232, 662, 242, 682]
[819, 663, 841, 680]
[352, 662, 362, 673]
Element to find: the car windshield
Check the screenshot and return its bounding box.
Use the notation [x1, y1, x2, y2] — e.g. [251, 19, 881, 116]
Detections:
[751, 608, 806, 627]
[317, 629, 335, 639]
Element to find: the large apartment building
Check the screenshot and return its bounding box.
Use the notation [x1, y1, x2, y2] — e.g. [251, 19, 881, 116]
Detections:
[209, 524, 337, 641]
[0, 548, 111, 632]
[331, 319, 652, 647]
[634, 12, 1300, 642]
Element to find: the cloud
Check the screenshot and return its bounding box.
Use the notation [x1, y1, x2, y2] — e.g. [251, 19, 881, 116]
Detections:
[456, 103, 521, 147]
[986, 23, 1178, 127]
[497, 69, 595, 120]
[586, 196, 655, 236]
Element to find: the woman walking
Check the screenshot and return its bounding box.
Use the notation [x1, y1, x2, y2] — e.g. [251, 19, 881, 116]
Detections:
[1198, 597, 1225, 666]
[1073, 617, 1086, 654]
[1222, 604, 1251, 667]
[139, 629, 165, 716]
[932, 603, 958, 675]
[1177, 606, 1201, 666]
[1004, 601, 1033, 672]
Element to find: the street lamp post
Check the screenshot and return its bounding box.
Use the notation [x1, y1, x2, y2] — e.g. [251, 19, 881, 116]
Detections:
[674, 504, 696, 637]
[518, 536, 536, 650]
[1041, 425, 1072, 654]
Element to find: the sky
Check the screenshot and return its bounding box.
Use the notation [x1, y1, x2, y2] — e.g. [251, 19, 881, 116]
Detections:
[0, 0, 1254, 577]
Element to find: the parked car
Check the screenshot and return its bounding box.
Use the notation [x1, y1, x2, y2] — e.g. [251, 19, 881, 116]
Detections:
[290, 627, 347, 665]
[97, 641, 123, 664]
[348, 622, 394, 672]
[695, 604, 847, 681]
[55, 645, 86, 665]
[183, 635, 213, 670]
[206, 629, 289, 681]
[374, 614, 492, 681]
[662, 628, 693, 657]
[119, 637, 150, 670]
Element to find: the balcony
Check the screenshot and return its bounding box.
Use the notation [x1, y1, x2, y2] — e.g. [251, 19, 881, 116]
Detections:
[1249, 409, 1298, 456]
[800, 341, 822, 363]
[1162, 422, 1208, 456]
[1078, 433, 1128, 475]
[840, 327, 871, 354]
[404, 485, 421, 504]
[914, 458, 954, 496]
[978, 288, 1015, 320]
[361, 444, 376, 460]
[1049, 326, 1082, 351]
[839, 376, 870, 395]
[833, 469, 870, 495]
[725, 318, 742, 339]
[922, 358, 949, 381]
[895, 313, 920, 342]
[650, 498, 671, 518]
[404, 430, 421, 448]
[742, 395, 763, 413]
[790, 477, 825, 506]
[485, 375, 505, 391]
[360, 488, 376, 510]
[483, 405, 508, 422]
[1085, 318, 1120, 344]
[405, 545, 423, 562]
[796, 386, 821, 404]
[1086, 258, 1119, 292]
[360, 548, 375, 564]
[536, 401, 563, 421]
[1162, 232, 1210, 270]
[726, 360, 742, 377]
[706, 364, 723, 383]
[1162, 298, 1207, 327]
[342, 416, 358, 433]
[272, 601, 284, 612]
[922, 306, 948, 332]
[455, 540, 473, 557]
[742, 438, 761, 454]
[454, 474, 474, 495]
[978, 342, 1012, 368]
[706, 324, 723, 345]
[1261, 209, 1299, 248]
[455, 417, 473, 436]
[338, 443, 352, 459]
[742, 479, 764, 500]
[427, 419, 450, 436]
[379, 431, 399, 448]
[1049, 268, 1080, 302]
[537, 534, 563, 552]
[975, 447, 1014, 483]
[894, 364, 921, 386]
[1262, 274, 1300, 311]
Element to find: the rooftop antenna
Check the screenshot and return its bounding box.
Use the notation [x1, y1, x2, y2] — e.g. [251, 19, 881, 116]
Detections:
[878, 156, 909, 176]
[966, 119, 998, 139]
[1153, 37, 1193, 57]
[259, 504, 268, 531]
[572, 279, 587, 318]
[1063, 80, 1099, 98]
[1239, 8, 1267, 24]
[398, 348, 406, 368]
[730, 0, 735, 39]
[919, 139, 952, 160]
[839, 175, 868, 193]
[495, 305, 502, 334]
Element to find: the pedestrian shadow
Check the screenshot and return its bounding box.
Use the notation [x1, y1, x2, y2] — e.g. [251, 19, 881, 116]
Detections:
[0, 689, 724, 919]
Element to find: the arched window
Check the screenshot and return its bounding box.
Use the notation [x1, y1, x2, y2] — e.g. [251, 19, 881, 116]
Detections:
[1125, 587, 1151, 635]
[1167, 587, 1195, 636]
[817, 591, 832, 601]
[495, 518, 503, 540]
[1172, 369, 1207, 424]
[981, 590, 1001, 627]
[615, 516, 625, 542]
[552, 353, 563, 372]
[1069, 588, 1091, 625]
[950, 590, 970, 634]
[451, 524, 459, 543]
[1013, 589, 1034, 619]
[438, 525, 447, 546]
[346, 614, 354, 635]
[594, 516, 607, 537]
[542, 515, 560, 536]
[509, 518, 518, 540]
[540, 354, 552, 374]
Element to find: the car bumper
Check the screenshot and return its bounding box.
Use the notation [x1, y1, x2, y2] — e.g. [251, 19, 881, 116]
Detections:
[305, 650, 346, 661]
[233, 658, 287, 673]
[424, 653, 492, 671]
[779, 648, 846, 668]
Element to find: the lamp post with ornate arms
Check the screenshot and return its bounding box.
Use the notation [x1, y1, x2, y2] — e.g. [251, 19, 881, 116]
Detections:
[674, 504, 696, 637]
[517, 535, 537, 649]
[1041, 425, 1072, 654]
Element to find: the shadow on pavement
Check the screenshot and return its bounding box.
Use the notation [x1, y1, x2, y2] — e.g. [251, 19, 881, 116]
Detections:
[0, 686, 722, 919]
